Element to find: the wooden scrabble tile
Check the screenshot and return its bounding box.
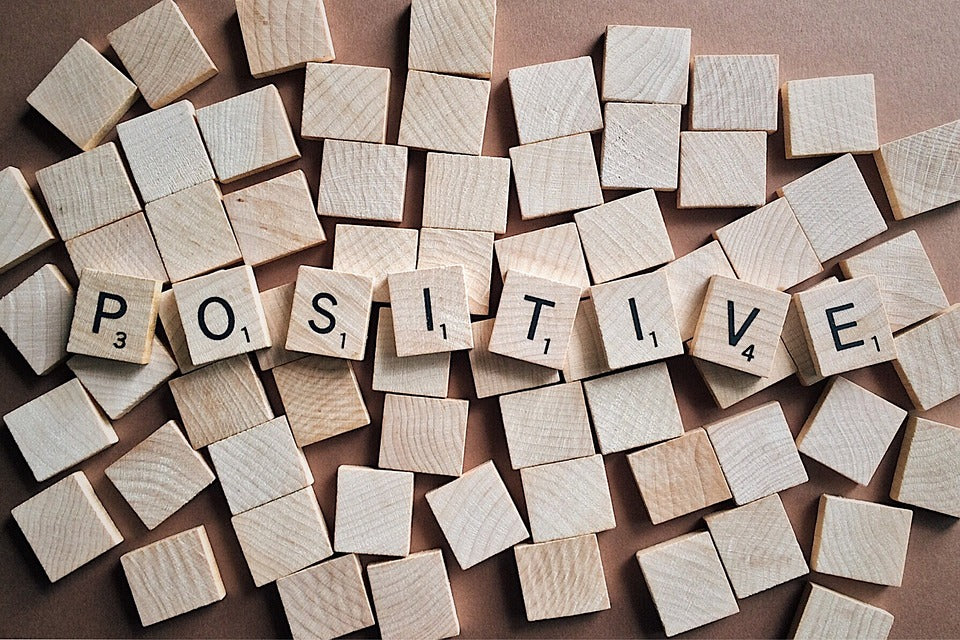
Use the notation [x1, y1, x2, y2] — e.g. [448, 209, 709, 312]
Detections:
[678, 131, 767, 208]
[783, 74, 878, 158]
[285, 266, 372, 360]
[255, 282, 304, 370]
[117, 100, 216, 203]
[65, 212, 168, 283]
[635, 531, 738, 636]
[367, 550, 460, 639]
[0, 168, 56, 274]
[145, 181, 241, 282]
[562, 297, 612, 381]
[27, 39, 138, 150]
[408, 0, 496, 78]
[302, 63, 389, 143]
[105, 421, 215, 529]
[334, 465, 413, 557]
[422, 153, 510, 233]
[35, 143, 140, 240]
[388, 266, 473, 356]
[236, 0, 335, 78]
[583, 363, 683, 454]
[425, 460, 529, 570]
[894, 305, 960, 410]
[373, 308, 450, 398]
[317, 140, 407, 222]
[11, 471, 123, 582]
[379, 394, 468, 476]
[332, 224, 419, 303]
[398, 70, 490, 156]
[418, 228, 494, 315]
[0, 264, 73, 375]
[509, 57, 603, 145]
[494, 222, 591, 292]
[498, 382, 594, 469]
[514, 534, 610, 621]
[794, 275, 895, 377]
[468, 318, 558, 398]
[273, 355, 370, 446]
[232, 487, 333, 587]
[662, 240, 737, 341]
[793, 583, 894, 640]
[601, 103, 681, 190]
[781, 277, 838, 386]
[694, 338, 797, 410]
[690, 275, 790, 376]
[510, 134, 604, 219]
[891, 416, 960, 518]
[602, 25, 691, 104]
[704, 494, 808, 599]
[172, 265, 271, 366]
[521, 454, 616, 543]
[592, 270, 684, 370]
[690, 54, 779, 132]
[157, 288, 199, 373]
[168, 354, 274, 448]
[797, 377, 907, 485]
[777, 153, 887, 261]
[121, 525, 224, 626]
[277, 554, 375, 640]
[811, 494, 912, 586]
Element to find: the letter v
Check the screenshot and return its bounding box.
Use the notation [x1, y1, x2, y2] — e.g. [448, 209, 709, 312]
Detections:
[727, 300, 760, 346]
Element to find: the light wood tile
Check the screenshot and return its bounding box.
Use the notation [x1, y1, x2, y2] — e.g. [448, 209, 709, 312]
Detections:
[893, 304, 960, 410]
[285, 266, 372, 360]
[332, 224, 418, 303]
[334, 465, 413, 557]
[510, 134, 603, 219]
[468, 317, 558, 399]
[388, 266, 473, 356]
[277, 554, 374, 640]
[891, 416, 960, 518]
[508, 57, 602, 145]
[418, 228, 493, 315]
[514, 534, 610, 622]
[408, 0, 496, 78]
[793, 583, 893, 640]
[521, 454, 616, 543]
[422, 153, 510, 233]
[379, 395, 468, 477]
[0, 263, 74, 375]
[494, 222, 591, 292]
[373, 307, 450, 398]
[498, 382, 594, 470]
[317, 140, 407, 222]
[602, 25, 691, 104]
[302, 63, 388, 143]
[690, 54, 779, 132]
[65, 212, 168, 283]
[601, 103, 681, 190]
[398, 70, 490, 155]
[236, 0, 335, 78]
[783, 74, 878, 158]
[0, 167, 56, 274]
[367, 550, 460, 640]
[678, 130, 767, 208]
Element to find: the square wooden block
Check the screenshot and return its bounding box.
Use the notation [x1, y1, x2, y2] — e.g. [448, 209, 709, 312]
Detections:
[0, 167, 56, 274]
[158, 289, 198, 373]
[398, 70, 490, 156]
[690, 54, 779, 132]
[563, 298, 613, 380]
[277, 554, 374, 640]
[317, 140, 407, 222]
[237, 0, 335, 78]
[425, 460, 529, 570]
[379, 395, 468, 477]
[694, 338, 797, 410]
[783, 74, 878, 158]
[65, 212, 168, 283]
[285, 266, 373, 360]
[510, 133, 603, 219]
[494, 222, 591, 292]
[499, 382, 594, 469]
[422, 153, 510, 233]
[678, 131, 766, 208]
[602, 25, 691, 104]
[418, 228, 494, 315]
[388, 266, 473, 356]
[332, 224, 419, 303]
[521, 454, 616, 543]
[509, 57, 603, 145]
[12, 471, 122, 582]
[894, 304, 960, 410]
[811, 494, 912, 586]
[373, 307, 450, 398]
[469, 318, 558, 399]
[891, 416, 960, 518]
[255, 282, 304, 370]
[601, 103, 681, 190]
[408, 0, 496, 78]
[781, 277, 838, 387]
[334, 465, 413, 557]
[662, 240, 736, 341]
[302, 63, 389, 143]
[793, 583, 894, 640]
[514, 534, 610, 621]
[27, 39, 138, 150]
[0, 263, 73, 375]
[367, 550, 460, 640]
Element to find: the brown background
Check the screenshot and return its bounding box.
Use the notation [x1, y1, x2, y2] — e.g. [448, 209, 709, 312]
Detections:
[2, 0, 960, 637]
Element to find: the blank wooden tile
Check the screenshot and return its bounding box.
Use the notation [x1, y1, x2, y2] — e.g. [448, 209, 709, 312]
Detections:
[425, 460, 529, 570]
[694, 338, 796, 410]
[237, 0, 335, 78]
[422, 153, 510, 233]
[678, 130, 766, 208]
[11, 471, 123, 582]
[690, 54, 779, 132]
[894, 304, 960, 410]
[65, 212, 168, 283]
[662, 240, 737, 341]
[398, 70, 490, 156]
[521, 454, 616, 543]
[510, 133, 604, 219]
[157, 288, 199, 374]
[302, 63, 389, 143]
[636, 531, 739, 637]
[499, 382, 594, 469]
[379, 394, 468, 477]
[793, 583, 894, 640]
[332, 224, 418, 303]
[514, 534, 610, 622]
[601, 103, 681, 190]
[0, 167, 56, 274]
[334, 465, 413, 557]
[277, 554, 375, 640]
[285, 266, 372, 360]
[781, 277, 838, 387]
[367, 550, 460, 640]
[891, 416, 960, 518]
[509, 57, 603, 145]
[0, 263, 74, 375]
[602, 25, 691, 104]
[373, 307, 450, 398]
[408, 0, 496, 78]
[494, 222, 591, 292]
[562, 296, 612, 381]
[468, 318, 558, 399]
[317, 140, 407, 222]
[783, 74, 878, 158]
[418, 228, 494, 315]
[254, 282, 304, 371]
[27, 39, 138, 150]
[388, 266, 473, 356]
[811, 494, 912, 587]
[704, 494, 808, 599]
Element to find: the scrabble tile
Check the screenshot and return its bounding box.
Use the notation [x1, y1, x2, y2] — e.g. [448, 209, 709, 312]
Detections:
[811, 494, 912, 587]
[145, 181, 242, 282]
[705, 401, 807, 505]
[273, 355, 370, 446]
[704, 494, 808, 599]
[0, 263, 74, 375]
[600, 103, 681, 190]
[694, 338, 797, 410]
[797, 377, 907, 485]
[508, 57, 603, 145]
[332, 224, 419, 303]
[417, 228, 494, 315]
[592, 270, 684, 370]
[468, 318, 558, 399]
[334, 465, 413, 557]
[388, 266, 473, 356]
[157, 288, 199, 373]
[285, 266, 373, 360]
[678, 130, 767, 208]
[398, 70, 490, 156]
[521, 454, 616, 543]
[514, 534, 610, 621]
[602, 25, 691, 104]
[236, 0, 335, 78]
[367, 550, 460, 639]
[562, 296, 612, 381]
[27, 39, 138, 150]
[302, 63, 389, 143]
[793, 583, 894, 640]
[232, 487, 333, 587]
[277, 554, 375, 640]
[197, 85, 301, 183]
[422, 153, 510, 233]
[777, 153, 887, 262]
[168, 354, 273, 448]
[11, 471, 122, 582]
[425, 461, 529, 570]
[510, 134, 604, 219]
[373, 308, 450, 398]
[408, 0, 496, 78]
[636, 531, 738, 637]
[690, 54, 779, 132]
[690, 275, 790, 377]
[105, 421, 215, 529]
[894, 304, 960, 409]
[494, 222, 591, 292]
[317, 140, 407, 222]
[379, 395, 468, 477]
[121, 526, 225, 626]
[783, 74, 878, 158]
[499, 382, 594, 469]
[583, 363, 683, 454]
[172, 265, 271, 366]
[781, 277, 838, 387]
[891, 416, 960, 518]
[117, 100, 216, 203]
[254, 282, 305, 370]
[65, 212, 168, 282]
[626, 428, 731, 524]
[0, 167, 56, 274]
[662, 240, 737, 341]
